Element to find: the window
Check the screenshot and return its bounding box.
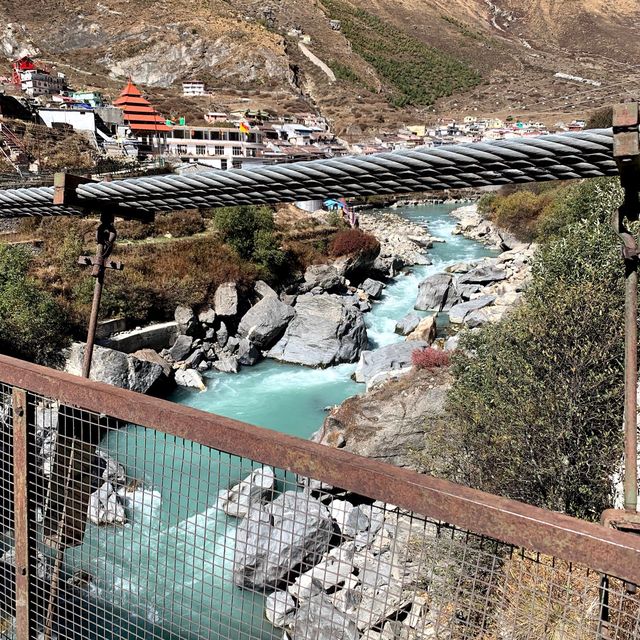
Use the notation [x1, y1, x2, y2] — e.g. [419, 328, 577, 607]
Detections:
[193, 130, 204, 140]
[228, 131, 240, 141]
[246, 148, 257, 158]
[214, 145, 224, 156]
[232, 159, 242, 169]
[211, 131, 221, 140]
[177, 145, 187, 155]
[232, 147, 242, 156]
[220, 159, 228, 170]
[196, 145, 206, 155]
[173, 130, 185, 139]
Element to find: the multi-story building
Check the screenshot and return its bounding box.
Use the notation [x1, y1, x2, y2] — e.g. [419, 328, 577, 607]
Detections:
[164, 125, 265, 169]
[19, 69, 66, 97]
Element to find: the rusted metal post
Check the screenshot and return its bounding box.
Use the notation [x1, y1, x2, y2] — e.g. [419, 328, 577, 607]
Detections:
[612, 101, 640, 513]
[12, 388, 30, 640]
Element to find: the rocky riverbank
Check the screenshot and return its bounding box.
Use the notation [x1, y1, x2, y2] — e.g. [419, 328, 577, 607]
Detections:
[66, 208, 439, 394]
[450, 203, 523, 251]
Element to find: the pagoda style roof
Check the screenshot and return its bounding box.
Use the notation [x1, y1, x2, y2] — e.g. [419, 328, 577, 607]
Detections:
[114, 80, 172, 133]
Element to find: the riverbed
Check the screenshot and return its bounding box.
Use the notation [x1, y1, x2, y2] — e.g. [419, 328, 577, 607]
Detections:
[64, 204, 495, 640]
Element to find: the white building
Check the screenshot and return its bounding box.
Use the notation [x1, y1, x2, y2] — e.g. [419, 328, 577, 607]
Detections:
[164, 125, 265, 170]
[38, 108, 96, 132]
[182, 81, 206, 97]
[20, 70, 66, 97]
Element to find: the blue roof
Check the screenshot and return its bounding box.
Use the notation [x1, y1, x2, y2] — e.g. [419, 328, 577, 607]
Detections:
[324, 198, 345, 208]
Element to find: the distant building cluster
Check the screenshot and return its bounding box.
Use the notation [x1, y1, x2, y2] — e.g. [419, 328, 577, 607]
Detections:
[0, 55, 592, 175]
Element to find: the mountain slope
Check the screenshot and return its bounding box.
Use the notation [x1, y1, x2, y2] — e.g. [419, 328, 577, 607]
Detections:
[1, 0, 639, 135]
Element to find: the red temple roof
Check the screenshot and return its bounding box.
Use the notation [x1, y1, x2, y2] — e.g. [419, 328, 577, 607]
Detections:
[114, 80, 171, 133]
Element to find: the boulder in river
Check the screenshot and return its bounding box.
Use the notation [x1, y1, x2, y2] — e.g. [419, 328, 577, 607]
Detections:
[237, 338, 262, 366]
[175, 368, 206, 391]
[457, 264, 507, 285]
[233, 490, 333, 589]
[414, 273, 453, 311]
[354, 341, 429, 389]
[214, 356, 239, 373]
[87, 482, 127, 526]
[268, 294, 368, 368]
[360, 278, 385, 300]
[395, 312, 421, 336]
[217, 466, 275, 518]
[265, 590, 296, 628]
[238, 297, 296, 349]
[168, 335, 193, 361]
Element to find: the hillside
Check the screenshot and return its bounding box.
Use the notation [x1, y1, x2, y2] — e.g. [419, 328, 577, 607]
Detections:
[1, 0, 639, 135]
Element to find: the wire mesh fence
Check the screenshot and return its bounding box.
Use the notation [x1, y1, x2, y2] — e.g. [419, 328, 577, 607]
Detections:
[0, 379, 636, 639]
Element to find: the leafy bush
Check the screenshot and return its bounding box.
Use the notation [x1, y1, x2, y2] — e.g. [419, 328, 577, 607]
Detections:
[117, 219, 155, 241]
[439, 218, 625, 520]
[412, 347, 450, 370]
[489, 190, 555, 242]
[586, 106, 613, 129]
[330, 229, 380, 257]
[0, 245, 69, 365]
[154, 210, 205, 238]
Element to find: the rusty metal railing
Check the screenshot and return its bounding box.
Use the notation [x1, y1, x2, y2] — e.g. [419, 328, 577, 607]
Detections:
[0, 353, 638, 639]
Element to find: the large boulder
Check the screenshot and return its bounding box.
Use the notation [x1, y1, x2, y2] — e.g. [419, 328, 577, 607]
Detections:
[406, 314, 437, 343]
[214, 282, 239, 317]
[175, 305, 197, 335]
[457, 264, 508, 285]
[168, 335, 193, 361]
[268, 294, 368, 368]
[354, 341, 429, 389]
[448, 296, 496, 324]
[237, 297, 295, 349]
[394, 312, 421, 336]
[65, 343, 164, 394]
[233, 490, 333, 589]
[360, 278, 385, 300]
[237, 338, 262, 366]
[415, 273, 453, 311]
[255, 280, 278, 300]
[302, 264, 345, 293]
[175, 368, 206, 391]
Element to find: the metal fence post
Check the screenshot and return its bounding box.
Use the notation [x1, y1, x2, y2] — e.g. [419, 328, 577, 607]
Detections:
[12, 387, 31, 640]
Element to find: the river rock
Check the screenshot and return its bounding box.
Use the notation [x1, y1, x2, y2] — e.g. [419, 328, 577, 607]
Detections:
[414, 274, 453, 311]
[406, 315, 437, 344]
[214, 282, 239, 317]
[395, 313, 420, 336]
[217, 466, 275, 518]
[268, 294, 368, 368]
[354, 341, 429, 388]
[169, 335, 193, 361]
[291, 594, 359, 640]
[265, 591, 296, 628]
[87, 482, 127, 526]
[238, 297, 296, 349]
[175, 305, 197, 335]
[198, 306, 216, 326]
[457, 264, 507, 285]
[465, 305, 507, 328]
[255, 280, 278, 300]
[303, 264, 345, 293]
[233, 490, 333, 589]
[96, 449, 126, 484]
[175, 368, 206, 391]
[214, 355, 239, 373]
[65, 343, 164, 394]
[237, 338, 262, 366]
[360, 279, 385, 300]
[448, 296, 496, 324]
[217, 321, 229, 348]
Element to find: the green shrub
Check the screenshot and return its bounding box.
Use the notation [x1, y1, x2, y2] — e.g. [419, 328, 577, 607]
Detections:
[0, 245, 69, 366]
[436, 219, 625, 520]
[491, 190, 555, 242]
[213, 205, 276, 260]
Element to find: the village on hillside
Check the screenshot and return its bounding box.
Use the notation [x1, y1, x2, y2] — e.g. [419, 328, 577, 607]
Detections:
[0, 55, 589, 178]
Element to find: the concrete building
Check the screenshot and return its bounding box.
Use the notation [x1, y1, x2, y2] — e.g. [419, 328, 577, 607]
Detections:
[19, 69, 66, 97]
[164, 125, 265, 169]
[38, 108, 97, 132]
[182, 81, 206, 97]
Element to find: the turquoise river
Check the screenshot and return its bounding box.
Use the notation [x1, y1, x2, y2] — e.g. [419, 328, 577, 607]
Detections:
[64, 204, 495, 639]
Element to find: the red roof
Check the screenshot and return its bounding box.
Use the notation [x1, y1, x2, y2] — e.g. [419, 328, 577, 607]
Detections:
[115, 80, 172, 133]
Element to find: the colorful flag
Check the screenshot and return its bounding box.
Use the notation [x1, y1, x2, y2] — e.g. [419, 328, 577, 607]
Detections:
[239, 122, 250, 134]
